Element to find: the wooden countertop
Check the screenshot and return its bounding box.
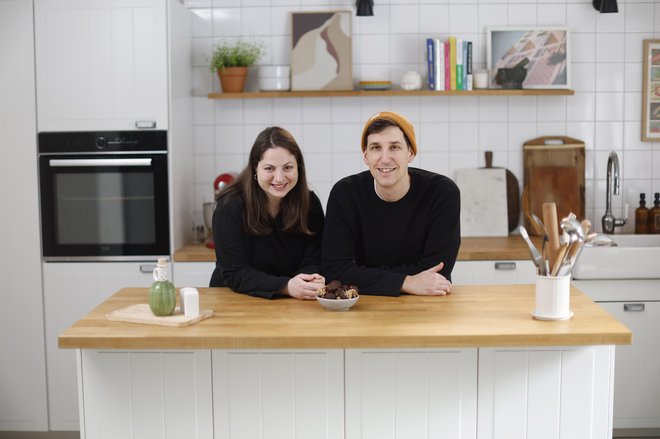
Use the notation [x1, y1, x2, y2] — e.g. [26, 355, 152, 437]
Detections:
[173, 236, 542, 262]
[59, 286, 631, 350]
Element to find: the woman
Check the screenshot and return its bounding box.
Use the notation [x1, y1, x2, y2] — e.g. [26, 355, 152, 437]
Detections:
[209, 127, 325, 299]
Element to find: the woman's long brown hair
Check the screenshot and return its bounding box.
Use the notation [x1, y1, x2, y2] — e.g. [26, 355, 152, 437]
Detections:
[217, 127, 314, 236]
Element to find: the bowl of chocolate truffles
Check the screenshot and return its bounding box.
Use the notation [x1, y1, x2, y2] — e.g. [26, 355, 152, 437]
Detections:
[316, 280, 359, 311]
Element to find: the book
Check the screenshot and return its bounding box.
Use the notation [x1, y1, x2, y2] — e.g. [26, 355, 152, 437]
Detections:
[444, 41, 450, 91]
[426, 38, 435, 90]
[449, 37, 457, 90]
[465, 41, 473, 91]
[456, 37, 463, 91]
[434, 38, 444, 92]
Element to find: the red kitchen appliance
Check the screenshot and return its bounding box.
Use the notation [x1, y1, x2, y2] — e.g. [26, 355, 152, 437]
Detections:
[204, 173, 237, 249]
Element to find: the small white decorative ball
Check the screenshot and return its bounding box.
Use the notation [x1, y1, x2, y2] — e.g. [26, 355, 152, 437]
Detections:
[400, 71, 422, 91]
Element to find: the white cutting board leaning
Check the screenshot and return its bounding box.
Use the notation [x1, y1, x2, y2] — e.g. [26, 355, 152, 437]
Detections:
[455, 168, 509, 237]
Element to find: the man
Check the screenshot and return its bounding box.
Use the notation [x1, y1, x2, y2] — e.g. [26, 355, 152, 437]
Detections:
[321, 111, 460, 296]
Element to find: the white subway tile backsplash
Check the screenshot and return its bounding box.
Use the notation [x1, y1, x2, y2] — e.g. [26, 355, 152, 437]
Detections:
[420, 5, 449, 34]
[626, 3, 654, 33]
[537, 3, 566, 26]
[190, 0, 660, 226]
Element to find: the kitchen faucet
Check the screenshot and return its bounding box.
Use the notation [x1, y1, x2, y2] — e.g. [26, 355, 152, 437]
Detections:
[601, 151, 628, 234]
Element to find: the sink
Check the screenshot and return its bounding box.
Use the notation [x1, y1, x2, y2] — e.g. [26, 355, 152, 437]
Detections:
[572, 234, 660, 280]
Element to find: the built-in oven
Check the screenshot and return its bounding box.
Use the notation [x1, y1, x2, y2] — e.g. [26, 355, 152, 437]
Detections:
[38, 131, 170, 261]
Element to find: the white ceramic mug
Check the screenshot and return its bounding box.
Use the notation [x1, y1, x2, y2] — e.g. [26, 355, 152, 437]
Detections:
[534, 274, 571, 320]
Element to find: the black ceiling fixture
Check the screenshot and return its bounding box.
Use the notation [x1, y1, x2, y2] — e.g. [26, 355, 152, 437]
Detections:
[356, 0, 373, 16]
[592, 0, 618, 13]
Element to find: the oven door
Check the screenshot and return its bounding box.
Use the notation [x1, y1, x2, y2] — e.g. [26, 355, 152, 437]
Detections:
[39, 153, 169, 260]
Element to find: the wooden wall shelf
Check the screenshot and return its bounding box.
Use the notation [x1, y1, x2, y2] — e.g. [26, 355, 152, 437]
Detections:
[207, 89, 574, 99]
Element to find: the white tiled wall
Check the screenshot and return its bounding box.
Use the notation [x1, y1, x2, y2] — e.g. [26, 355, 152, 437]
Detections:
[187, 0, 660, 234]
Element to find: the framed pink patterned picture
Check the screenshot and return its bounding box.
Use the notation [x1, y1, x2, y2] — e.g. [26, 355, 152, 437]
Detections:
[291, 11, 353, 91]
[487, 27, 570, 89]
[642, 39, 660, 141]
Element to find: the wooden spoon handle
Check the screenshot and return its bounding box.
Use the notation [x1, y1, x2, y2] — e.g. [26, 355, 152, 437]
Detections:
[542, 202, 560, 272]
[551, 243, 569, 276]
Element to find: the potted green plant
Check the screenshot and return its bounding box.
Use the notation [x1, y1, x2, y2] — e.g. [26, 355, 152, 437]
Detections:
[210, 40, 265, 93]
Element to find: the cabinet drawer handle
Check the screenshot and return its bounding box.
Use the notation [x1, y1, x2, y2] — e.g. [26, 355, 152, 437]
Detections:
[140, 264, 157, 273]
[494, 262, 516, 271]
[135, 120, 157, 129]
[624, 303, 645, 312]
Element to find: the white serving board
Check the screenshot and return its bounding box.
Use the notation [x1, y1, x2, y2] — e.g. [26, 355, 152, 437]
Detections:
[106, 304, 213, 327]
[455, 168, 508, 237]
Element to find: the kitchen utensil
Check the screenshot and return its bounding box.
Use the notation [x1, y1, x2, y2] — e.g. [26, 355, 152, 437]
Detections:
[455, 166, 508, 237]
[519, 225, 546, 275]
[542, 202, 561, 273]
[523, 136, 585, 234]
[483, 151, 520, 232]
[106, 304, 213, 327]
[525, 210, 550, 271]
[551, 243, 569, 276]
[203, 202, 215, 249]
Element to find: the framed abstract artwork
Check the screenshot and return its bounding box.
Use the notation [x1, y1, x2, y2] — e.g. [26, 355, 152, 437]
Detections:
[487, 27, 570, 89]
[291, 11, 352, 91]
[642, 39, 660, 141]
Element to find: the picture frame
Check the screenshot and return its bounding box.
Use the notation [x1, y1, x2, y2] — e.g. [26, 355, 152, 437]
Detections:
[641, 39, 660, 141]
[291, 11, 352, 91]
[487, 27, 570, 89]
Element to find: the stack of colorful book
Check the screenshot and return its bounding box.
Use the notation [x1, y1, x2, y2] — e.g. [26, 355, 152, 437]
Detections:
[425, 37, 472, 91]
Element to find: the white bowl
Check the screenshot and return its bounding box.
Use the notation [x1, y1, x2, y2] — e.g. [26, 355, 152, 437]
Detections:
[258, 76, 290, 91]
[316, 296, 359, 311]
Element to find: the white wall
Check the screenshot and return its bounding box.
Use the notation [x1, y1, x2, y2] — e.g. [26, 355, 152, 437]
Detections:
[187, 0, 660, 233]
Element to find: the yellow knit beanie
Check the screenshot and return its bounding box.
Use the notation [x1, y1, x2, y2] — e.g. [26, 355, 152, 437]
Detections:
[361, 111, 417, 155]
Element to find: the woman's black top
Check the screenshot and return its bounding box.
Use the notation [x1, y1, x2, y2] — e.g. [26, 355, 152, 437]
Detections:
[209, 191, 324, 299]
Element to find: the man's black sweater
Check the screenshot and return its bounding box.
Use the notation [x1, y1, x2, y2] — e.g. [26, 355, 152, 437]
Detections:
[321, 168, 460, 296]
[210, 191, 324, 299]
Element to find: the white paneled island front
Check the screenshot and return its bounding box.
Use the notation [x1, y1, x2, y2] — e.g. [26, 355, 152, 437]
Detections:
[60, 286, 631, 439]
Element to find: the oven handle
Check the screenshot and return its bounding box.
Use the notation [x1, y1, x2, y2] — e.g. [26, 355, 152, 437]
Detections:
[48, 158, 152, 167]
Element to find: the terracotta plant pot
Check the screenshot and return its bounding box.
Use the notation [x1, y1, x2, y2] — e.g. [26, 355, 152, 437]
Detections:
[217, 67, 248, 93]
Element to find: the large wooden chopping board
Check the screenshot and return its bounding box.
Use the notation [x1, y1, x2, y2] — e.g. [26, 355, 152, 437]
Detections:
[455, 168, 509, 237]
[523, 136, 585, 235]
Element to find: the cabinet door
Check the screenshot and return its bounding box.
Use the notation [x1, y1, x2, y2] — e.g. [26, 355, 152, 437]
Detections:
[0, 0, 49, 431]
[173, 262, 215, 288]
[43, 262, 164, 430]
[452, 260, 536, 285]
[345, 348, 478, 439]
[599, 301, 660, 429]
[213, 349, 344, 439]
[80, 349, 213, 439]
[34, 0, 168, 131]
[477, 346, 615, 439]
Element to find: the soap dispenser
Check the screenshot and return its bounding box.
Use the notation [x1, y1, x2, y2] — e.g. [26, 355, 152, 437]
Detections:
[650, 192, 660, 234]
[635, 193, 650, 234]
[149, 258, 176, 316]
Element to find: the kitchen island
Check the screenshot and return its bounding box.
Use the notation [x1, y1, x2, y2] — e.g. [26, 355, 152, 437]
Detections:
[60, 286, 630, 439]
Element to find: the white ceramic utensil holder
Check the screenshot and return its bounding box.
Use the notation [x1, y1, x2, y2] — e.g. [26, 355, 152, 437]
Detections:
[533, 274, 572, 321]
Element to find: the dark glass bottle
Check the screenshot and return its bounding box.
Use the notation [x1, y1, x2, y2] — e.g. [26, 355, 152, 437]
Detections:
[650, 192, 660, 234]
[635, 193, 650, 234]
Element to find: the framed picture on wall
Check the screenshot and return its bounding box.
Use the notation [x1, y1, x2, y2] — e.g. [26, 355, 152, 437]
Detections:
[291, 11, 353, 91]
[487, 27, 570, 89]
[642, 39, 660, 141]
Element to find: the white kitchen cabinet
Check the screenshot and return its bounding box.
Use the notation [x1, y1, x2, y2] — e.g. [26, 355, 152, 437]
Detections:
[477, 345, 615, 439]
[79, 349, 213, 439]
[43, 261, 166, 430]
[345, 349, 478, 439]
[0, 0, 49, 431]
[173, 262, 215, 288]
[599, 301, 660, 429]
[34, 0, 168, 131]
[212, 349, 344, 439]
[573, 279, 660, 431]
[452, 260, 536, 285]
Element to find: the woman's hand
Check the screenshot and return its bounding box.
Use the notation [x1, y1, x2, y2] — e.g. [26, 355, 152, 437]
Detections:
[401, 262, 452, 296]
[283, 273, 325, 300]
